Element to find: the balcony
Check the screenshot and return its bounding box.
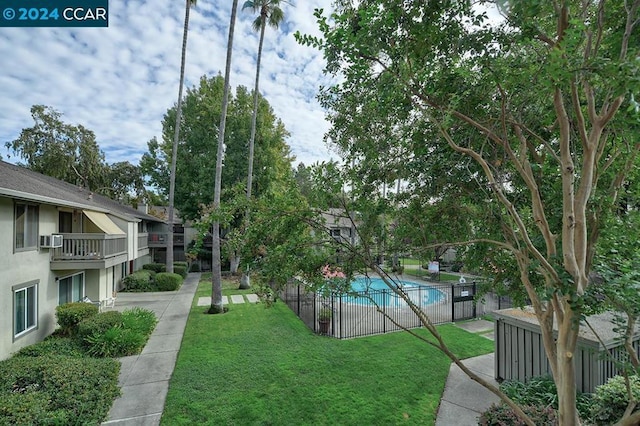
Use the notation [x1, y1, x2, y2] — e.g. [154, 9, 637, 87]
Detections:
[138, 233, 149, 250]
[148, 232, 185, 248]
[50, 233, 127, 270]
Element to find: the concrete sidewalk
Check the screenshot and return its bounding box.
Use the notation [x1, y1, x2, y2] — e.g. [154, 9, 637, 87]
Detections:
[435, 320, 500, 426]
[102, 272, 201, 426]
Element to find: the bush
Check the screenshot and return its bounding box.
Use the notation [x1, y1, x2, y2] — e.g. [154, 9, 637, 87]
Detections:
[478, 403, 557, 425]
[122, 270, 153, 291]
[590, 375, 640, 425]
[142, 263, 166, 273]
[15, 336, 86, 358]
[500, 375, 591, 419]
[122, 307, 157, 337]
[155, 272, 183, 291]
[174, 261, 188, 268]
[190, 262, 201, 272]
[173, 265, 187, 278]
[77, 311, 124, 342]
[85, 327, 145, 357]
[0, 355, 120, 425]
[55, 302, 99, 336]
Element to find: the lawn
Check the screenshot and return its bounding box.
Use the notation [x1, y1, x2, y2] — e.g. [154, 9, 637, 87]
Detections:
[162, 277, 494, 425]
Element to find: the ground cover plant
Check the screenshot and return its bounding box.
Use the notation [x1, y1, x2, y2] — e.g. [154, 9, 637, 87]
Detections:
[161, 277, 494, 425]
[0, 304, 158, 424]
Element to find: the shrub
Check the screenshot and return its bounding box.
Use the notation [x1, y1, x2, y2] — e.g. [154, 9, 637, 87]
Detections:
[85, 327, 145, 357]
[190, 262, 201, 272]
[500, 375, 591, 419]
[174, 261, 188, 268]
[590, 375, 640, 425]
[15, 336, 86, 358]
[0, 355, 120, 425]
[122, 270, 153, 291]
[478, 403, 557, 425]
[155, 272, 183, 291]
[143, 263, 166, 273]
[173, 265, 187, 278]
[77, 311, 124, 342]
[55, 302, 99, 336]
[122, 307, 157, 337]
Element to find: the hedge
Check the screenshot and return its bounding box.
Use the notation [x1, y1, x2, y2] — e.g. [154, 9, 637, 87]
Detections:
[55, 302, 99, 336]
[142, 263, 166, 273]
[122, 270, 153, 291]
[0, 355, 120, 425]
[155, 272, 183, 291]
[15, 336, 87, 359]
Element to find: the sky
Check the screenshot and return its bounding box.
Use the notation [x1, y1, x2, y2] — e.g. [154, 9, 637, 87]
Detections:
[0, 0, 336, 168]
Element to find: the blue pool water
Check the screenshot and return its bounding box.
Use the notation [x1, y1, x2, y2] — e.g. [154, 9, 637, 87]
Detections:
[346, 277, 445, 307]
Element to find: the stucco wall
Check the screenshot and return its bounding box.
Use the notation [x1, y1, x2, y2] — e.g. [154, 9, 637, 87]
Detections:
[0, 198, 60, 360]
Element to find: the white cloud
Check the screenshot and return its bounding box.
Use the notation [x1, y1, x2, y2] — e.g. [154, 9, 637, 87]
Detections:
[0, 0, 335, 168]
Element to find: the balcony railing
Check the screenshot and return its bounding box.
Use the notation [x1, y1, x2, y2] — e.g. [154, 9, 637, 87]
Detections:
[138, 233, 148, 250]
[148, 232, 184, 247]
[51, 233, 126, 261]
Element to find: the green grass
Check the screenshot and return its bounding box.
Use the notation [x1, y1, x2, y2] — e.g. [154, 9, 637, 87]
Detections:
[162, 278, 494, 425]
[403, 268, 461, 282]
[198, 272, 255, 296]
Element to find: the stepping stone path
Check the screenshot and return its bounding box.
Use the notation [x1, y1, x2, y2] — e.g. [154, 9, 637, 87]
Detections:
[197, 294, 259, 307]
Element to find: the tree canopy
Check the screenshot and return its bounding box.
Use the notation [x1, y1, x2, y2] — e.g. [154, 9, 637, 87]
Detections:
[7, 104, 145, 203]
[140, 74, 294, 221]
[295, 1, 639, 424]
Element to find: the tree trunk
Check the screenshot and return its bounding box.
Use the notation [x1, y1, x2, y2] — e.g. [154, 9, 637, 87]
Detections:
[210, 0, 238, 314]
[167, 0, 192, 275]
[229, 254, 240, 274]
[239, 273, 250, 290]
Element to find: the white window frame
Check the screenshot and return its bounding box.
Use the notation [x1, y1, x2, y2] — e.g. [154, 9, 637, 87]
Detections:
[14, 202, 39, 252]
[14, 280, 38, 338]
[58, 272, 85, 305]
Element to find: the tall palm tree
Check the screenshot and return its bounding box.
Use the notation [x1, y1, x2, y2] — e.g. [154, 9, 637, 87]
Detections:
[167, 0, 197, 274]
[210, 0, 239, 314]
[239, 0, 285, 289]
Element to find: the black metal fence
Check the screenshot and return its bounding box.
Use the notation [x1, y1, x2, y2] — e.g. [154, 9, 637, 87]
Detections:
[281, 279, 513, 339]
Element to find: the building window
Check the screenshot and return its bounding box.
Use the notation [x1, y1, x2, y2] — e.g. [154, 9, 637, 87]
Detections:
[58, 273, 84, 305]
[14, 281, 38, 337]
[15, 203, 39, 251]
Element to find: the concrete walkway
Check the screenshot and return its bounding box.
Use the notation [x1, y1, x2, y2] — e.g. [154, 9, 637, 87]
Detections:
[102, 272, 201, 426]
[435, 319, 500, 426]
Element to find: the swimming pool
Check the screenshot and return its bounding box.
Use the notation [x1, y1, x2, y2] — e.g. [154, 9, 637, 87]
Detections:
[345, 277, 445, 307]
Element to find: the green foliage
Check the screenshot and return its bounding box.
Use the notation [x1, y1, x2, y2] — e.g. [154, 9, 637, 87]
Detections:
[189, 262, 201, 272]
[122, 270, 154, 291]
[0, 355, 120, 425]
[589, 375, 640, 425]
[173, 265, 187, 278]
[500, 375, 591, 419]
[174, 261, 188, 268]
[478, 403, 557, 426]
[140, 75, 294, 220]
[143, 263, 167, 273]
[122, 307, 158, 337]
[85, 327, 145, 357]
[15, 336, 86, 358]
[77, 311, 124, 342]
[318, 307, 332, 321]
[155, 272, 183, 291]
[79, 308, 156, 358]
[55, 302, 99, 336]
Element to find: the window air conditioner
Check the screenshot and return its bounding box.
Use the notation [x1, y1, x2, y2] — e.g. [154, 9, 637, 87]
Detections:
[40, 234, 63, 248]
